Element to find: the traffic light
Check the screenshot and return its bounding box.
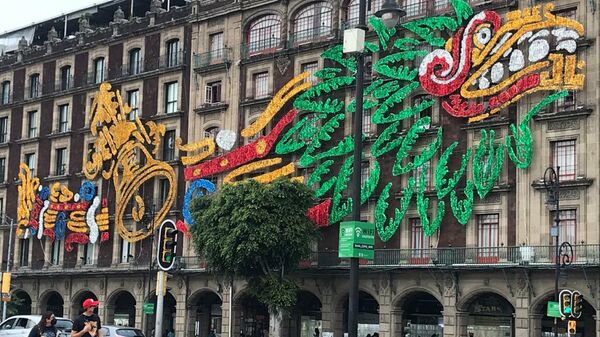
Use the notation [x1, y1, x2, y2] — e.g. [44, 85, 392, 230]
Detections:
[157, 220, 179, 271]
[572, 291, 583, 319]
[560, 290, 572, 317]
[568, 320, 576, 335]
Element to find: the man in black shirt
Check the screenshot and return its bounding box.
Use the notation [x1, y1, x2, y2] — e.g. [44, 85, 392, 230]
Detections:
[72, 298, 103, 337]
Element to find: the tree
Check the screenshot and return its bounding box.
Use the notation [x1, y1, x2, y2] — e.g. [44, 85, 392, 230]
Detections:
[190, 178, 319, 337]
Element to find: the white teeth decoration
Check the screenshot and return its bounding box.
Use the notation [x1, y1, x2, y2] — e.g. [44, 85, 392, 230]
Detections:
[528, 39, 549, 62]
[553, 28, 580, 41]
[479, 69, 490, 90]
[503, 47, 513, 58]
[491, 33, 513, 55]
[528, 29, 550, 42]
[557, 40, 577, 53]
[517, 31, 533, 45]
[491, 63, 504, 83]
[509, 49, 525, 72]
[216, 129, 237, 151]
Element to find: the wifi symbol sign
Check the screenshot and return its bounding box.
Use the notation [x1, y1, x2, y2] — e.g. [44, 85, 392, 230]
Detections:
[354, 227, 362, 237]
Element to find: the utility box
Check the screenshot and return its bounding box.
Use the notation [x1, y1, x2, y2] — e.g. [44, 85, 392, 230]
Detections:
[343, 28, 365, 54]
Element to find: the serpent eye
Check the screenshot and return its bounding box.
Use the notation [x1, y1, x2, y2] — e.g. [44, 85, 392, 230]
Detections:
[474, 26, 492, 48]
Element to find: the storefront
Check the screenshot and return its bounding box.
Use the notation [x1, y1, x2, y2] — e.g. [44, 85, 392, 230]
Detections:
[466, 293, 514, 337]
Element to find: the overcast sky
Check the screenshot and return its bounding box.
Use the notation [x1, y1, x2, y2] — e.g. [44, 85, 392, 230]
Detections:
[0, 0, 110, 33]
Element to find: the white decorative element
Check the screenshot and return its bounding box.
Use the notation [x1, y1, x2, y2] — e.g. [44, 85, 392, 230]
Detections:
[491, 63, 504, 83]
[557, 40, 577, 53]
[517, 31, 533, 45]
[38, 200, 50, 239]
[553, 28, 579, 41]
[74, 193, 80, 203]
[216, 129, 237, 151]
[478, 69, 490, 90]
[528, 30, 550, 43]
[509, 49, 525, 72]
[528, 39, 549, 63]
[476, 27, 492, 46]
[86, 196, 100, 244]
[491, 33, 512, 55]
[419, 12, 487, 85]
[503, 47, 513, 58]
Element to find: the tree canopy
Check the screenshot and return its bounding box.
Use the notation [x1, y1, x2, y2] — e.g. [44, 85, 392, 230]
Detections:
[190, 178, 319, 310]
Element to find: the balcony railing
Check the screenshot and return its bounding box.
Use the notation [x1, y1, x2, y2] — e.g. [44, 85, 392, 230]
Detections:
[179, 245, 600, 271]
[159, 51, 184, 69]
[193, 48, 232, 69]
[241, 38, 283, 58]
[288, 27, 335, 46]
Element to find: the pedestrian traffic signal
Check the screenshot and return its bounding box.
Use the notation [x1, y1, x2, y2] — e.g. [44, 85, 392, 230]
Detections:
[572, 291, 583, 319]
[568, 320, 576, 335]
[157, 220, 179, 271]
[560, 290, 572, 316]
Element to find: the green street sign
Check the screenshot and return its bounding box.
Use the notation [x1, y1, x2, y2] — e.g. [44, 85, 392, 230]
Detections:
[143, 302, 155, 314]
[547, 301, 561, 318]
[339, 221, 375, 260]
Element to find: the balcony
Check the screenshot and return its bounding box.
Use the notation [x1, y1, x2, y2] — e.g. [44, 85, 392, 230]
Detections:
[288, 27, 335, 46]
[179, 244, 600, 271]
[241, 39, 283, 59]
[193, 48, 232, 72]
[159, 51, 184, 69]
[24, 85, 41, 100]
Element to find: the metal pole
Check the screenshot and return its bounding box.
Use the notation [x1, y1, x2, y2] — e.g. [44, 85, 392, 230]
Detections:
[228, 283, 233, 337]
[155, 270, 166, 337]
[2, 217, 13, 321]
[130, 0, 134, 18]
[349, 1, 366, 337]
[553, 167, 560, 337]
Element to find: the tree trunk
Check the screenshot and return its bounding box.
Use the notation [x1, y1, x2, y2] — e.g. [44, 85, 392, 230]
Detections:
[268, 306, 285, 337]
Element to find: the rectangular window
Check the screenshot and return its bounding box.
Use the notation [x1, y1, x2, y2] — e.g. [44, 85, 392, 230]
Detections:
[555, 90, 576, 110]
[83, 243, 94, 265]
[162, 130, 176, 161]
[0, 157, 6, 182]
[253, 72, 269, 99]
[127, 90, 140, 120]
[19, 239, 29, 267]
[27, 110, 37, 138]
[557, 209, 576, 244]
[51, 240, 61, 265]
[301, 62, 319, 84]
[477, 214, 499, 262]
[167, 40, 180, 67]
[205, 81, 222, 104]
[0, 198, 4, 219]
[1, 81, 10, 104]
[551, 140, 576, 181]
[555, 8, 577, 20]
[362, 109, 373, 136]
[55, 148, 66, 176]
[165, 82, 178, 113]
[413, 162, 430, 190]
[58, 104, 69, 132]
[25, 153, 36, 177]
[411, 218, 430, 262]
[209, 33, 224, 61]
[94, 58, 105, 84]
[29, 74, 40, 99]
[360, 161, 370, 184]
[61, 67, 72, 90]
[120, 238, 131, 264]
[159, 178, 170, 206]
[129, 49, 141, 75]
[0, 117, 8, 143]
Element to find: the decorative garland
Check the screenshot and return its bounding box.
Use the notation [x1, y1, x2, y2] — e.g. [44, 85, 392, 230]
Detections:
[472, 129, 505, 199]
[416, 165, 445, 237]
[375, 178, 415, 242]
[435, 142, 471, 199]
[450, 180, 474, 224]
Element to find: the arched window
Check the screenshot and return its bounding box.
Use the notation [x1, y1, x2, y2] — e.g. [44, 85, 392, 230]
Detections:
[94, 57, 105, 84]
[346, 0, 383, 28]
[292, 2, 333, 43]
[166, 39, 180, 67]
[129, 48, 142, 75]
[246, 14, 281, 54]
[204, 126, 220, 140]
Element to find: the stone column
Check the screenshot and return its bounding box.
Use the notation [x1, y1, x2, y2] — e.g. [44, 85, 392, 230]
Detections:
[175, 290, 188, 337]
[389, 310, 403, 337]
[527, 314, 542, 337]
[513, 307, 529, 337]
[378, 301, 392, 337]
[332, 308, 345, 337]
[454, 311, 469, 337]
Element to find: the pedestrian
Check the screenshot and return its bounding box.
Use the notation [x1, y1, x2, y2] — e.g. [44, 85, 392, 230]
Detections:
[71, 298, 103, 337]
[29, 311, 58, 337]
[313, 328, 319, 337]
[167, 329, 175, 337]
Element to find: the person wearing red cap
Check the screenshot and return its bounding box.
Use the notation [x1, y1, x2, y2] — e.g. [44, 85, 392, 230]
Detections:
[71, 298, 103, 337]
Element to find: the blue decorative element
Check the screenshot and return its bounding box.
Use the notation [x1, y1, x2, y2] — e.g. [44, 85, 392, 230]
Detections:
[39, 186, 50, 201]
[183, 179, 216, 225]
[29, 227, 37, 236]
[79, 182, 96, 202]
[55, 212, 67, 240]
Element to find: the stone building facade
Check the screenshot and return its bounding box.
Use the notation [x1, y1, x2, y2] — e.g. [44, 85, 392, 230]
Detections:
[0, 0, 598, 337]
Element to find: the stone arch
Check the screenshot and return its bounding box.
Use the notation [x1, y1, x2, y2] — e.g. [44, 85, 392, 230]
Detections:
[39, 290, 64, 317]
[242, 10, 285, 33]
[290, 290, 323, 337]
[106, 289, 137, 326]
[288, 0, 334, 21]
[232, 290, 269, 337]
[456, 287, 515, 312]
[144, 291, 177, 337]
[391, 288, 444, 337]
[334, 290, 380, 336]
[459, 290, 515, 337]
[70, 289, 99, 320]
[11, 289, 32, 315]
[531, 288, 597, 337]
[333, 287, 379, 311]
[187, 288, 223, 337]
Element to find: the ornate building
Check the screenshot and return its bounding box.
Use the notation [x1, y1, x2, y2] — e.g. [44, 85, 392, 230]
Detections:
[0, 0, 598, 337]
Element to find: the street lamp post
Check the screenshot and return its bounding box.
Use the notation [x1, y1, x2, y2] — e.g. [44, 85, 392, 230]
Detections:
[543, 166, 573, 337]
[345, 3, 404, 337]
